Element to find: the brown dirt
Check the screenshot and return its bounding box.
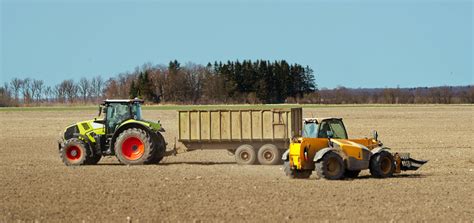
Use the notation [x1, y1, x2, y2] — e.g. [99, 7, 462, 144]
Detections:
[0, 105, 473, 222]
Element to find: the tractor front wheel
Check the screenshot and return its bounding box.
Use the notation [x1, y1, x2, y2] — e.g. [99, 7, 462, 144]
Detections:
[315, 152, 345, 180]
[60, 138, 90, 166]
[370, 151, 395, 178]
[114, 128, 155, 165]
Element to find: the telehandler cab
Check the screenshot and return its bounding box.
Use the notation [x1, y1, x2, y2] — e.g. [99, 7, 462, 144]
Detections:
[282, 117, 427, 179]
[58, 99, 166, 165]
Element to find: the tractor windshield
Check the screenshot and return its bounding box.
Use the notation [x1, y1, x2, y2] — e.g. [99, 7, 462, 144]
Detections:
[318, 119, 348, 139]
[131, 103, 143, 120]
[303, 122, 318, 138]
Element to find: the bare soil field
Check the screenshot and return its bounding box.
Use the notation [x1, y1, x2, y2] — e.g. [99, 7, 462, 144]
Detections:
[0, 105, 473, 222]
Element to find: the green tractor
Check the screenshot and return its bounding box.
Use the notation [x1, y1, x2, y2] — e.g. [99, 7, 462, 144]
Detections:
[58, 99, 166, 165]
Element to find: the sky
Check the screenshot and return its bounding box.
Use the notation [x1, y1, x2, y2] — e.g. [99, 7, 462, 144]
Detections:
[1, 0, 472, 89]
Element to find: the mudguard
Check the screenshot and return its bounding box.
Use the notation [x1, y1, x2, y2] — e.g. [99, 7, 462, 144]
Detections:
[281, 149, 290, 161]
[313, 147, 334, 162]
[371, 146, 391, 156]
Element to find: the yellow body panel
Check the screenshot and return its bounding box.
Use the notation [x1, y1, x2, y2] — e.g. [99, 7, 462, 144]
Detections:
[289, 137, 379, 170]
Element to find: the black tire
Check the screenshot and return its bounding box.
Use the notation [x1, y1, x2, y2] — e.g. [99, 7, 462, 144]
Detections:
[86, 153, 102, 165]
[315, 152, 345, 180]
[257, 144, 281, 165]
[149, 132, 166, 164]
[370, 151, 395, 178]
[284, 161, 312, 179]
[235, 144, 257, 165]
[344, 170, 361, 178]
[114, 128, 155, 165]
[60, 138, 90, 166]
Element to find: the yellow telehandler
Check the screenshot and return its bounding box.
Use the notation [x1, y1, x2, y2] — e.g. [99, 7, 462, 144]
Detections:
[282, 118, 427, 179]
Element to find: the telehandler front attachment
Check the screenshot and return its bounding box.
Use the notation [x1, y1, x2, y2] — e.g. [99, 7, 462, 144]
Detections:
[394, 153, 428, 173]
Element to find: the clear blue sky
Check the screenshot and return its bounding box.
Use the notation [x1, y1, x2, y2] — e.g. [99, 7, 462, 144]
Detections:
[1, 0, 472, 89]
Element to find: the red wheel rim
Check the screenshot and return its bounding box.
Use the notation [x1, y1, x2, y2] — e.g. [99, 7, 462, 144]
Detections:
[122, 136, 145, 160]
[66, 146, 81, 161]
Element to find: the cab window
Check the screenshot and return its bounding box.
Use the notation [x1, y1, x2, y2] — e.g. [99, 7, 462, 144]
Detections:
[106, 103, 131, 133]
[303, 122, 318, 138]
[318, 119, 348, 139]
[131, 103, 143, 120]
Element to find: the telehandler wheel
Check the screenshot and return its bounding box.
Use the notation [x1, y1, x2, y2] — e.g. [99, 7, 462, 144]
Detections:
[235, 144, 257, 165]
[315, 152, 345, 180]
[344, 170, 361, 178]
[257, 144, 281, 165]
[114, 128, 155, 165]
[284, 161, 312, 179]
[370, 151, 395, 178]
[60, 138, 90, 166]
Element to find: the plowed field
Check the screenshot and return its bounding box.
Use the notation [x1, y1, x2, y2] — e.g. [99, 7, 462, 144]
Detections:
[1, 105, 473, 222]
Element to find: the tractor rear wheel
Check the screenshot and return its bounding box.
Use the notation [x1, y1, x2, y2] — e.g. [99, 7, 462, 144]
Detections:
[257, 144, 281, 165]
[315, 152, 345, 180]
[370, 151, 395, 178]
[235, 144, 257, 165]
[149, 132, 166, 164]
[114, 128, 155, 165]
[60, 138, 90, 166]
[284, 161, 312, 179]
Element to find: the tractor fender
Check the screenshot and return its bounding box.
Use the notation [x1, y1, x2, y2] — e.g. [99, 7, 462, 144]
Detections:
[314, 147, 338, 162]
[370, 147, 391, 156]
[281, 149, 289, 161]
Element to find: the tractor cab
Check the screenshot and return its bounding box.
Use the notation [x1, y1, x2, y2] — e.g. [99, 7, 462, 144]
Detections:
[302, 117, 348, 139]
[97, 98, 144, 134]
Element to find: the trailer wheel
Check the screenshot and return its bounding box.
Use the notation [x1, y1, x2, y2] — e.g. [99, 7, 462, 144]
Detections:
[257, 144, 281, 165]
[315, 152, 345, 180]
[235, 144, 257, 165]
[60, 138, 90, 166]
[370, 151, 395, 178]
[114, 128, 155, 165]
[284, 161, 311, 179]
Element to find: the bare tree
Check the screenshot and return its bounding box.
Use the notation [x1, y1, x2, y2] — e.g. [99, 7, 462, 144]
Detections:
[78, 77, 90, 103]
[10, 78, 22, 102]
[20, 78, 32, 104]
[31, 79, 44, 103]
[61, 79, 78, 103]
[91, 76, 104, 102]
[0, 82, 13, 106]
[54, 84, 66, 103]
[44, 86, 53, 103]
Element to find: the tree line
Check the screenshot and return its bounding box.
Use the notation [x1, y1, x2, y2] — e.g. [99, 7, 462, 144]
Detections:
[0, 60, 473, 106]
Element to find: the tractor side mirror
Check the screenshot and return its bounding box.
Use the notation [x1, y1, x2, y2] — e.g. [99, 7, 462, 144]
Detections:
[372, 130, 378, 141]
[98, 105, 102, 117]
